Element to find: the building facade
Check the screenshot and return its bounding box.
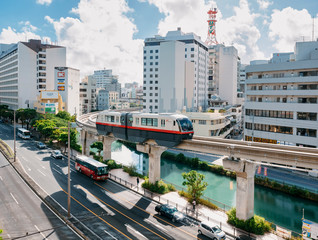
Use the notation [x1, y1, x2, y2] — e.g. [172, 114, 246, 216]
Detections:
[54, 67, 80, 115]
[79, 76, 97, 115]
[143, 28, 208, 113]
[34, 90, 65, 114]
[244, 41, 318, 148]
[0, 39, 66, 109]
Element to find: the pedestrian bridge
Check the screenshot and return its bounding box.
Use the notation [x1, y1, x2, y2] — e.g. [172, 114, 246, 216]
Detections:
[77, 111, 318, 220]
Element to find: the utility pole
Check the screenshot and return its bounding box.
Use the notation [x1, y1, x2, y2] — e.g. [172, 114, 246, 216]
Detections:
[67, 121, 71, 219]
[14, 110, 16, 162]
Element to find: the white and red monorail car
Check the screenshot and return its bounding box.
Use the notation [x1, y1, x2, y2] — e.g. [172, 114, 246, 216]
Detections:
[96, 111, 194, 147]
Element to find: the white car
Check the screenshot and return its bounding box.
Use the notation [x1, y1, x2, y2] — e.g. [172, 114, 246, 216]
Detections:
[51, 150, 63, 159]
[198, 221, 226, 240]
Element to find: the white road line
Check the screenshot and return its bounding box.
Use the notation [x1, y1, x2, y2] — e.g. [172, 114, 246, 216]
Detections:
[52, 168, 62, 175]
[103, 230, 117, 240]
[26, 165, 31, 171]
[7, 234, 11, 239]
[36, 157, 42, 160]
[34, 225, 47, 239]
[10, 193, 19, 205]
[41, 165, 46, 169]
[125, 224, 148, 239]
[144, 219, 168, 233]
[52, 163, 61, 168]
[37, 169, 46, 176]
[0, 176, 2, 181]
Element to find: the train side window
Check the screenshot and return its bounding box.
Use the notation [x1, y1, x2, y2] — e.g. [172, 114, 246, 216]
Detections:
[147, 118, 153, 126]
[141, 118, 147, 126]
[136, 118, 139, 125]
[111, 116, 115, 122]
[173, 121, 176, 126]
[129, 117, 133, 123]
[116, 116, 119, 123]
[153, 118, 158, 127]
[161, 119, 165, 127]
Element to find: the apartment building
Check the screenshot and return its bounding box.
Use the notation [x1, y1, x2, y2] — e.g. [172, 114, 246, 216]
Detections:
[0, 39, 66, 109]
[93, 69, 121, 96]
[79, 76, 97, 115]
[143, 28, 208, 113]
[244, 41, 318, 148]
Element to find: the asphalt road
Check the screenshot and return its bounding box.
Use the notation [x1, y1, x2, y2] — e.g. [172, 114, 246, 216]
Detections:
[0, 152, 81, 239]
[0, 123, 214, 239]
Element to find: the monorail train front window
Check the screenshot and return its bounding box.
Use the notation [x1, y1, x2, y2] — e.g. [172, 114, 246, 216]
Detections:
[177, 118, 193, 132]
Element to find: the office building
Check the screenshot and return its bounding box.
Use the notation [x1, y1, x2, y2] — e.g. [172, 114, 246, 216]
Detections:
[79, 76, 97, 115]
[54, 67, 80, 115]
[143, 28, 208, 113]
[0, 39, 66, 109]
[244, 41, 318, 148]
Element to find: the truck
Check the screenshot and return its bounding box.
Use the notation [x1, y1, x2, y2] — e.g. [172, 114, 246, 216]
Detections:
[303, 219, 318, 239]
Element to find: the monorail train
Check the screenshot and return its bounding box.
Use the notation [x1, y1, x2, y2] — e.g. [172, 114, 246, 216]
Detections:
[96, 111, 194, 147]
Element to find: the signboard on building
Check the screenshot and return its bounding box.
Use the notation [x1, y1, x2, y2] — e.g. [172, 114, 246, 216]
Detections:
[41, 91, 58, 99]
[55, 67, 67, 92]
[58, 86, 65, 91]
[44, 103, 57, 114]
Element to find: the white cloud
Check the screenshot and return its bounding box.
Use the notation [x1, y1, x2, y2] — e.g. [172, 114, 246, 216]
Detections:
[46, 0, 144, 84]
[146, 0, 265, 63]
[0, 26, 51, 44]
[269, 7, 316, 52]
[19, 21, 38, 32]
[36, 0, 52, 6]
[257, 0, 273, 10]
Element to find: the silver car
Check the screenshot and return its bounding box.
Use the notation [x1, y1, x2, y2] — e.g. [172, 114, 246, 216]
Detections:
[198, 221, 226, 240]
[51, 150, 63, 159]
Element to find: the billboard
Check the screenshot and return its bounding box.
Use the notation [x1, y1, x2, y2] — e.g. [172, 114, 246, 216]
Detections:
[45, 103, 57, 114]
[58, 86, 65, 91]
[42, 91, 58, 99]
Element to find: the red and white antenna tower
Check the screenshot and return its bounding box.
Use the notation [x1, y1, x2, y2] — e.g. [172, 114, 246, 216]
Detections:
[206, 7, 218, 46]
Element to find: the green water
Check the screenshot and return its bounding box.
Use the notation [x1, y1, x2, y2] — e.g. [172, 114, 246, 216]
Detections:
[108, 142, 318, 233]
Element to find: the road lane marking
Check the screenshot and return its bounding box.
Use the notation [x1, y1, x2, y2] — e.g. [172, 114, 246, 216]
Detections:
[52, 163, 61, 168]
[34, 225, 47, 239]
[37, 169, 46, 176]
[41, 165, 46, 169]
[26, 165, 31, 171]
[74, 186, 167, 239]
[60, 188, 132, 240]
[10, 193, 19, 204]
[95, 182, 199, 239]
[103, 230, 117, 240]
[0, 176, 2, 181]
[144, 219, 168, 233]
[125, 224, 148, 239]
[52, 168, 62, 175]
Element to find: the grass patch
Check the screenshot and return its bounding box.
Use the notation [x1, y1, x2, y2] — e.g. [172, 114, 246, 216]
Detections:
[123, 165, 145, 179]
[227, 208, 271, 235]
[0, 139, 14, 159]
[178, 190, 218, 210]
[142, 178, 175, 194]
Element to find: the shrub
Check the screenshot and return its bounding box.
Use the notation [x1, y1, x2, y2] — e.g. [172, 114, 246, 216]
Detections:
[178, 190, 219, 210]
[93, 155, 103, 161]
[176, 153, 186, 163]
[142, 179, 174, 194]
[123, 165, 145, 178]
[105, 159, 122, 169]
[227, 208, 271, 235]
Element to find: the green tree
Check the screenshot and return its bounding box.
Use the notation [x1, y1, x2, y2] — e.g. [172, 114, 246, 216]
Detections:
[90, 141, 103, 156]
[58, 129, 77, 152]
[17, 108, 27, 128]
[56, 111, 71, 120]
[34, 119, 56, 140]
[182, 170, 208, 203]
[24, 108, 37, 129]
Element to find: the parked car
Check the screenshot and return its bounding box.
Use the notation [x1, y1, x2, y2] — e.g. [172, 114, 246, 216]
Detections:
[155, 204, 186, 223]
[37, 142, 46, 149]
[51, 150, 63, 159]
[198, 221, 226, 240]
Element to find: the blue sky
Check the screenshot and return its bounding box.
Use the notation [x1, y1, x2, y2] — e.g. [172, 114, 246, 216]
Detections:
[0, 0, 317, 83]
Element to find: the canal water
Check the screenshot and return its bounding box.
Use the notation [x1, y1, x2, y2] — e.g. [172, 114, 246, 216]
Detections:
[110, 141, 318, 233]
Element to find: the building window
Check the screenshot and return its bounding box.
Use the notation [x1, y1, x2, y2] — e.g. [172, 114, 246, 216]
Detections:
[150, 62, 153, 65]
[150, 56, 153, 59]
[150, 68, 153, 72]
[155, 62, 158, 65]
[155, 68, 158, 71]
[155, 50, 158, 53]
[199, 120, 206, 125]
[155, 56, 158, 59]
[150, 50, 153, 53]
[144, 50, 146, 54]
[191, 48, 194, 51]
[150, 74, 153, 78]
[143, 56, 146, 59]
[155, 74, 158, 78]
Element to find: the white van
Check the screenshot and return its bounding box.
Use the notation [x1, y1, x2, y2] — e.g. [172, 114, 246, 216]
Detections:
[198, 221, 226, 240]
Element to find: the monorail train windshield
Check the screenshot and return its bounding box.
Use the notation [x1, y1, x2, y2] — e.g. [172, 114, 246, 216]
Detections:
[177, 118, 193, 132]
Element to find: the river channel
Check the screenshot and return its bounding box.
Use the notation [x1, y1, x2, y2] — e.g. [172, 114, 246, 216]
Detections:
[110, 141, 318, 233]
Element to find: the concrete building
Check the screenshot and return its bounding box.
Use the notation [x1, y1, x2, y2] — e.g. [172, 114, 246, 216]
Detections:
[54, 67, 80, 115]
[97, 89, 109, 111]
[245, 41, 318, 148]
[93, 69, 121, 96]
[143, 28, 208, 113]
[34, 90, 65, 114]
[207, 44, 239, 106]
[0, 39, 66, 109]
[79, 76, 97, 115]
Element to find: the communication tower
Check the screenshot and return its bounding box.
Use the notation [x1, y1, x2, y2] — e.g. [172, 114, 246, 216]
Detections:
[206, 8, 218, 46]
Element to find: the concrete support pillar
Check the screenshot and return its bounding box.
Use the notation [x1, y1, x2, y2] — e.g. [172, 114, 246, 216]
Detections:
[223, 159, 257, 220]
[102, 136, 113, 161]
[137, 144, 167, 184]
[80, 130, 89, 156]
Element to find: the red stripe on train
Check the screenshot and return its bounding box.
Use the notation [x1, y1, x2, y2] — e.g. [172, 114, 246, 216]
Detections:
[96, 122, 193, 135]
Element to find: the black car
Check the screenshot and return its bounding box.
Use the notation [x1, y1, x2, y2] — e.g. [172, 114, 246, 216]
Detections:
[155, 204, 186, 223]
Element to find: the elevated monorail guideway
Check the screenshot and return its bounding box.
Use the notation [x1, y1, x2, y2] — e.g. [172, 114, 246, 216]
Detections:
[77, 111, 318, 221]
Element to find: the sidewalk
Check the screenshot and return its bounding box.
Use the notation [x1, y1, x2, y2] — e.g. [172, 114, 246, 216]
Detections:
[109, 168, 285, 240]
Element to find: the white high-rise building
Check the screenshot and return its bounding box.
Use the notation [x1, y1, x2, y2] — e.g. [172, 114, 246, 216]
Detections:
[0, 39, 66, 109]
[143, 28, 208, 113]
[79, 76, 97, 115]
[244, 41, 318, 148]
[54, 67, 80, 115]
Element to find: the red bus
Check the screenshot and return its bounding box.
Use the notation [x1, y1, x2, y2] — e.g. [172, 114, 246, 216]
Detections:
[75, 155, 109, 181]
